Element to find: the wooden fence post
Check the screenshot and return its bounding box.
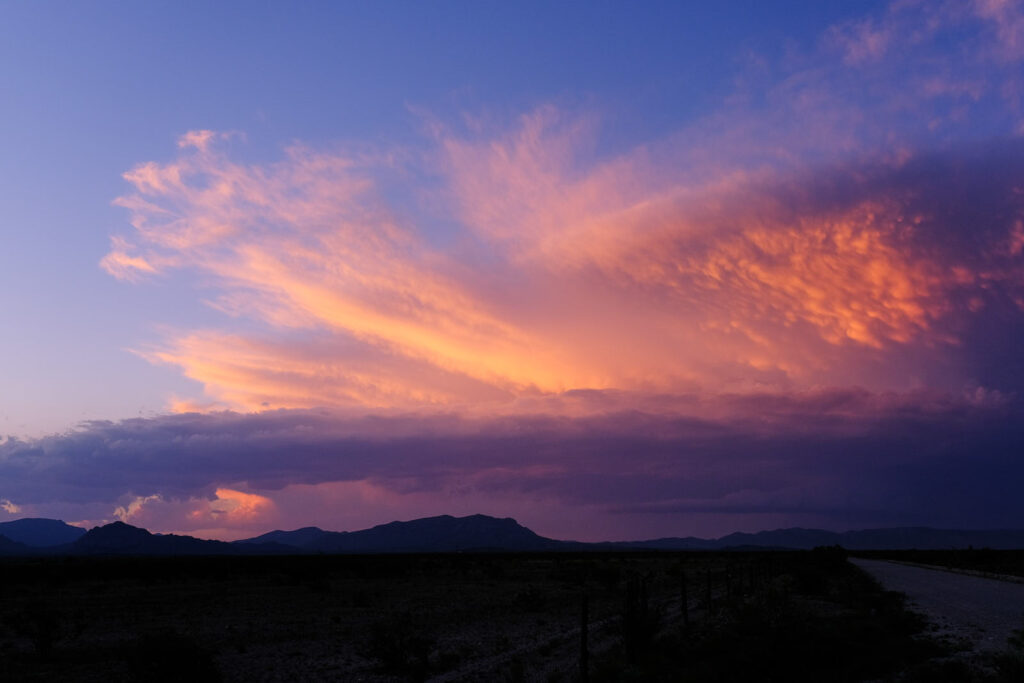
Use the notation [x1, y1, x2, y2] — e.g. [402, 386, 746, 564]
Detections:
[705, 569, 713, 617]
[680, 570, 689, 626]
[579, 591, 589, 682]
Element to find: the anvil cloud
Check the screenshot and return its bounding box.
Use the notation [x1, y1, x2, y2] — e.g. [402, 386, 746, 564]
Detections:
[4, 0, 1024, 540]
[101, 123, 1024, 411]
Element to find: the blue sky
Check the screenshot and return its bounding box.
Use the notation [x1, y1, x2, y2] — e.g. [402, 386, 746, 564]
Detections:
[2, 1, 1024, 540]
[0, 1, 885, 435]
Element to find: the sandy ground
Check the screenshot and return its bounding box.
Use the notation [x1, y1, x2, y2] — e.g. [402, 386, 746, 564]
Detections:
[850, 558, 1024, 654]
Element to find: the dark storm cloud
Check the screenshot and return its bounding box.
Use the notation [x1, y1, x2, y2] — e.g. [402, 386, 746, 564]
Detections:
[2, 386, 1022, 530]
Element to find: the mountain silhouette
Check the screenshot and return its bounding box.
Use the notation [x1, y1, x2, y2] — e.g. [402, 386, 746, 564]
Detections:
[72, 521, 158, 554]
[0, 518, 86, 547]
[237, 518, 1024, 552]
[612, 527, 1024, 551]
[316, 514, 563, 552]
[236, 514, 563, 553]
[6, 515, 1024, 555]
[0, 533, 33, 556]
[237, 526, 328, 548]
[69, 521, 254, 556]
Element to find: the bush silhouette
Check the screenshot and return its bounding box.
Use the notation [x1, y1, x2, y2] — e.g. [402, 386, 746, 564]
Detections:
[127, 629, 221, 682]
[364, 613, 437, 680]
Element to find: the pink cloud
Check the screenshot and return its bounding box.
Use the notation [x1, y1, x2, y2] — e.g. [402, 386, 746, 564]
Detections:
[101, 116, 1024, 416]
[100, 0, 1024, 419]
[107, 488, 276, 539]
[975, 0, 1024, 61]
[828, 17, 894, 65]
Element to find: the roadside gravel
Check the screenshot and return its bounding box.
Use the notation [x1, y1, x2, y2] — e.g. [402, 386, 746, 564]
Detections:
[850, 557, 1024, 654]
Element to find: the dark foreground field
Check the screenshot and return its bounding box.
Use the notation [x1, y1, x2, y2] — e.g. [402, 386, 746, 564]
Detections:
[1, 549, 1021, 682]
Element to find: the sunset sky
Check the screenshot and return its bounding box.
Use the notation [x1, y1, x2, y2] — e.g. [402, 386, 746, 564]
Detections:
[2, 1, 1024, 541]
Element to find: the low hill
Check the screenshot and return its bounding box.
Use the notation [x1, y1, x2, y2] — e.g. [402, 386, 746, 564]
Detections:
[0, 518, 86, 547]
[616, 527, 1024, 551]
[236, 526, 328, 548]
[236, 514, 565, 553]
[6, 516, 1024, 556]
[68, 521, 245, 556]
[0, 534, 33, 556]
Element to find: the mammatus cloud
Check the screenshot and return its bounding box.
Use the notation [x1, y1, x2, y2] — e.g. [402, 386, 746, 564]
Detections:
[60, 0, 1024, 537]
[98, 0, 1024, 413]
[103, 120, 1024, 410]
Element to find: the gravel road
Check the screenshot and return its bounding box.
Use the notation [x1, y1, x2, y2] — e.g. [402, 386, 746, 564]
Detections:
[850, 558, 1024, 653]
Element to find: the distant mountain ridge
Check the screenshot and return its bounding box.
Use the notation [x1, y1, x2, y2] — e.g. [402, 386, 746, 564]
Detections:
[67, 521, 296, 556]
[0, 534, 33, 555]
[236, 514, 563, 553]
[4, 514, 1024, 556]
[606, 527, 1024, 551]
[71, 521, 239, 555]
[240, 526, 327, 548]
[0, 518, 86, 547]
[235, 520, 1024, 552]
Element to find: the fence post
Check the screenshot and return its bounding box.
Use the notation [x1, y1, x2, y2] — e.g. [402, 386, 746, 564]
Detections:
[680, 570, 689, 626]
[705, 569, 713, 617]
[579, 591, 589, 682]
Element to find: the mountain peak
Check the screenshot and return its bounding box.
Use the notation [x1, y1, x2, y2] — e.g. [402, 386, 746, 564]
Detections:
[234, 526, 328, 547]
[76, 521, 153, 551]
[233, 513, 558, 553]
[94, 520, 151, 533]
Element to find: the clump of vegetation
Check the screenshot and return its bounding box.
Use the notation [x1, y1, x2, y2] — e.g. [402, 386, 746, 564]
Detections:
[363, 611, 443, 681]
[127, 629, 222, 682]
[989, 625, 1024, 682]
[620, 573, 660, 663]
[5, 600, 65, 656]
[591, 548, 951, 682]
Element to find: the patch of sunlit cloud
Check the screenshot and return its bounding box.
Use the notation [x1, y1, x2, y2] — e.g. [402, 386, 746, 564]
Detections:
[103, 0, 1024, 415]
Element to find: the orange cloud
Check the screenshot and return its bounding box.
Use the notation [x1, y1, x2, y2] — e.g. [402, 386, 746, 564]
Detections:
[144, 331, 513, 412]
[438, 115, 967, 377]
[104, 118, 1024, 414]
[207, 488, 274, 522]
[631, 205, 948, 349]
[102, 488, 277, 538]
[107, 131, 607, 400]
